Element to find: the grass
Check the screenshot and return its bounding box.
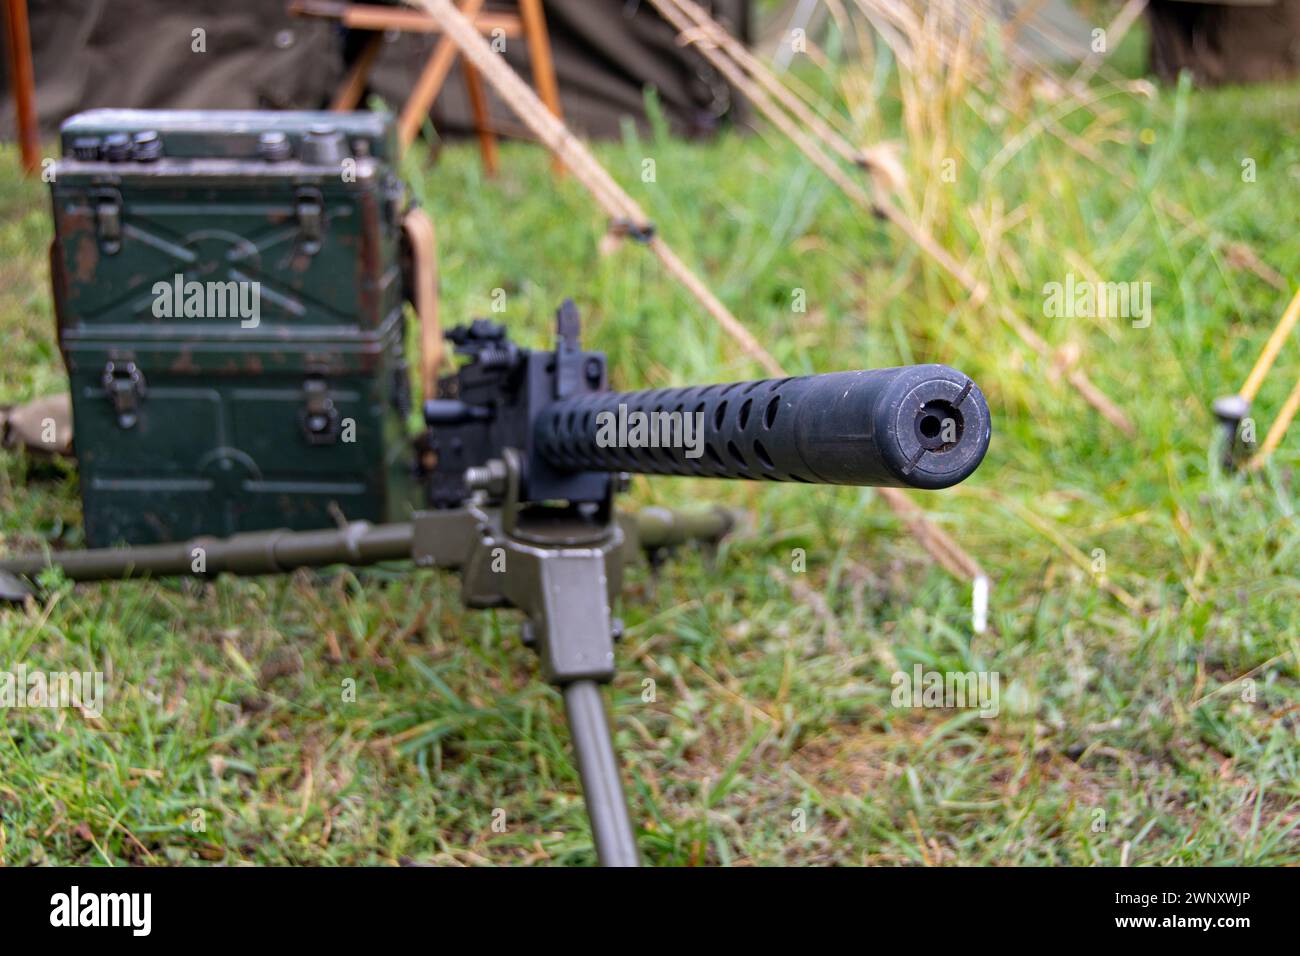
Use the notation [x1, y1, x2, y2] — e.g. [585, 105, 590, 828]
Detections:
[1, 17, 1298, 866]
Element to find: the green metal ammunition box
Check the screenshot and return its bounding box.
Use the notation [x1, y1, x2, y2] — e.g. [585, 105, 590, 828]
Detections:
[50, 110, 418, 546]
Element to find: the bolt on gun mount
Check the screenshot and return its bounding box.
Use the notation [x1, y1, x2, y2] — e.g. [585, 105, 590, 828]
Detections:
[0, 300, 991, 866]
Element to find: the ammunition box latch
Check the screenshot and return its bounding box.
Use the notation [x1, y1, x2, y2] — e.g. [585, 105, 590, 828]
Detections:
[93, 188, 123, 255]
[295, 186, 324, 256]
[300, 376, 340, 445]
[101, 360, 146, 429]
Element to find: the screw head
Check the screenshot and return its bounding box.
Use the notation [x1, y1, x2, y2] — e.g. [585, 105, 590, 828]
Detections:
[464, 458, 508, 496]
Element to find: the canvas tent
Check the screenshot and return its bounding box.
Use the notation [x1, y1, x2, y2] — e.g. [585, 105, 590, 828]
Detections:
[1147, 0, 1300, 85]
[759, 0, 1097, 65]
[0, 0, 752, 144]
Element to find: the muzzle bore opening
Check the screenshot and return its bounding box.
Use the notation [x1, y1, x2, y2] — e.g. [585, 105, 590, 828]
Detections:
[915, 398, 964, 452]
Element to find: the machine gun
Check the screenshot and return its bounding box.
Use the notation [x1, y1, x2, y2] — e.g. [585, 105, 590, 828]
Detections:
[0, 301, 991, 866]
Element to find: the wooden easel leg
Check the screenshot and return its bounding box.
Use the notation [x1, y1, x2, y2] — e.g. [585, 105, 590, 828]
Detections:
[4, 0, 39, 175]
[398, 0, 487, 151]
[518, 0, 565, 175]
[461, 60, 499, 176]
[332, 32, 384, 111]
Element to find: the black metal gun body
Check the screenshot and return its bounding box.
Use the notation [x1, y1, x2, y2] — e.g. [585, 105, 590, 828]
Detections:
[539, 365, 988, 490]
[424, 300, 990, 508]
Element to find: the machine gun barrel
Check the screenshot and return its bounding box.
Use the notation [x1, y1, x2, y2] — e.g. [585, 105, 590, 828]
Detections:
[536, 364, 990, 490]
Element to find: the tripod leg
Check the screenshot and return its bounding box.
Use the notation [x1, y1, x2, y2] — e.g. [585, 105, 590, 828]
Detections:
[562, 680, 639, 867]
[464, 498, 639, 865]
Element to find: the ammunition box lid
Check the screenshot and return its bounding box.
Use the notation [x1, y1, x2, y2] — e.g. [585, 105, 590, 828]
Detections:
[59, 110, 397, 165]
[59, 307, 407, 377]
